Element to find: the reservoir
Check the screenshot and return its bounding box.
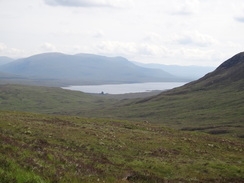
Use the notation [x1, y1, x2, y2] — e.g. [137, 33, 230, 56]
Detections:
[62, 82, 187, 94]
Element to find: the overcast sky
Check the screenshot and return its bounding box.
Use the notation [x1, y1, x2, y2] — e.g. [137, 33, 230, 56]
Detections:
[0, 0, 243, 66]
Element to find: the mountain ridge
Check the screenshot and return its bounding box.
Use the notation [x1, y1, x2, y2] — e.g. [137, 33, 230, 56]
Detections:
[184, 52, 244, 89]
[0, 52, 184, 85]
[0, 56, 14, 65]
[133, 61, 215, 80]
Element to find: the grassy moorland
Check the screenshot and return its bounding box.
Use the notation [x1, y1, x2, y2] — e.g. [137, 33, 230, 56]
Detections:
[1, 53, 243, 140]
[94, 81, 244, 139]
[0, 80, 243, 139]
[0, 84, 119, 114]
[0, 111, 243, 182]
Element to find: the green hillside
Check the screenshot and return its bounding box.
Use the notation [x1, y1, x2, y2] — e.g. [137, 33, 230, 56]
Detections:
[91, 52, 244, 138]
[0, 111, 243, 182]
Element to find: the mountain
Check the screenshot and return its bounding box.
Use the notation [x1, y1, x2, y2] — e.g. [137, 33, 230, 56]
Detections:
[0, 56, 14, 66]
[186, 52, 244, 88]
[134, 62, 215, 80]
[0, 52, 184, 85]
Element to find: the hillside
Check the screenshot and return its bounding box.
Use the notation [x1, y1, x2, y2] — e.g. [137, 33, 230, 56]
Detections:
[0, 52, 183, 85]
[0, 111, 243, 182]
[187, 52, 244, 88]
[95, 52, 244, 138]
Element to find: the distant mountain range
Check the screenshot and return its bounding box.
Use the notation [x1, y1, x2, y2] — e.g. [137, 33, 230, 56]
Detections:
[0, 56, 14, 66]
[0, 52, 219, 86]
[133, 62, 215, 80]
[0, 53, 186, 85]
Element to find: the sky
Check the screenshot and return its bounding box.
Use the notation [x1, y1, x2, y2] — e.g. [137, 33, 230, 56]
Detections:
[0, 0, 243, 66]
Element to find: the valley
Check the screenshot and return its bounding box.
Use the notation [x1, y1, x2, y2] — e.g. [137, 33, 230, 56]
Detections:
[0, 52, 243, 182]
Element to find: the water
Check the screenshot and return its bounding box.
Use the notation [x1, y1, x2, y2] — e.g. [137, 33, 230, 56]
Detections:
[62, 82, 187, 94]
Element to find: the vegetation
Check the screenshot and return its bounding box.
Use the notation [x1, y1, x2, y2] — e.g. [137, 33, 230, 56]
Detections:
[0, 52, 243, 182]
[96, 80, 244, 139]
[0, 84, 118, 114]
[0, 111, 243, 182]
[1, 78, 243, 139]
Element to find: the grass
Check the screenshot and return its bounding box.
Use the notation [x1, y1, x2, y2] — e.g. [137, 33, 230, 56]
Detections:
[82, 80, 244, 139]
[0, 83, 243, 139]
[0, 111, 243, 182]
[0, 84, 118, 114]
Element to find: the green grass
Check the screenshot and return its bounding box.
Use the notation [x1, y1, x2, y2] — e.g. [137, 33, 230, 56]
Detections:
[0, 83, 243, 139]
[82, 80, 244, 139]
[116, 87, 244, 137]
[0, 84, 118, 115]
[0, 111, 243, 182]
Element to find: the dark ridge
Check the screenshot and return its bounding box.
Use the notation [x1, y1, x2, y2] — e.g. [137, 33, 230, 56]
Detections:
[217, 52, 244, 70]
[183, 52, 244, 88]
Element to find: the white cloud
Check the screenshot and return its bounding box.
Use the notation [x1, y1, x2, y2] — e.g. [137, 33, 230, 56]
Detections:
[44, 0, 133, 8]
[93, 31, 104, 38]
[0, 43, 24, 58]
[94, 41, 167, 57]
[143, 32, 164, 43]
[40, 42, 57, 52]
[172, 0, 199, 15]
[173, 31, 217, 47]
[89, 40, 223, 66]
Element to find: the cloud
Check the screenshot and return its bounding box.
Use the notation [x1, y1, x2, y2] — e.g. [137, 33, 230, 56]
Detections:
[40, 42, 57, 52]
[143, 32, 164, 43]
[172, 0, 199, 15]
[44, 0, 133, 8]
[173, 31, 217, 47]
[0, 43, 24, 57]
[235, 16, 244, 23]
[95, 41, 167, 57]
[92, 40, 220, 66]
[93, 31, 104, 38]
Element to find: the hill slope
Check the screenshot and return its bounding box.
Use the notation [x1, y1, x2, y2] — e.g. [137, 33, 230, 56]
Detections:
[88, 52, 244, 138]
[187, 52, 244, 88]
[0, 52, 182, 84]
[0, 111, 243, 182]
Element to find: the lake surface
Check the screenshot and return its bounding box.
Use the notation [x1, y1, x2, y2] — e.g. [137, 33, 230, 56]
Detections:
[62, 82, 187, 94]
